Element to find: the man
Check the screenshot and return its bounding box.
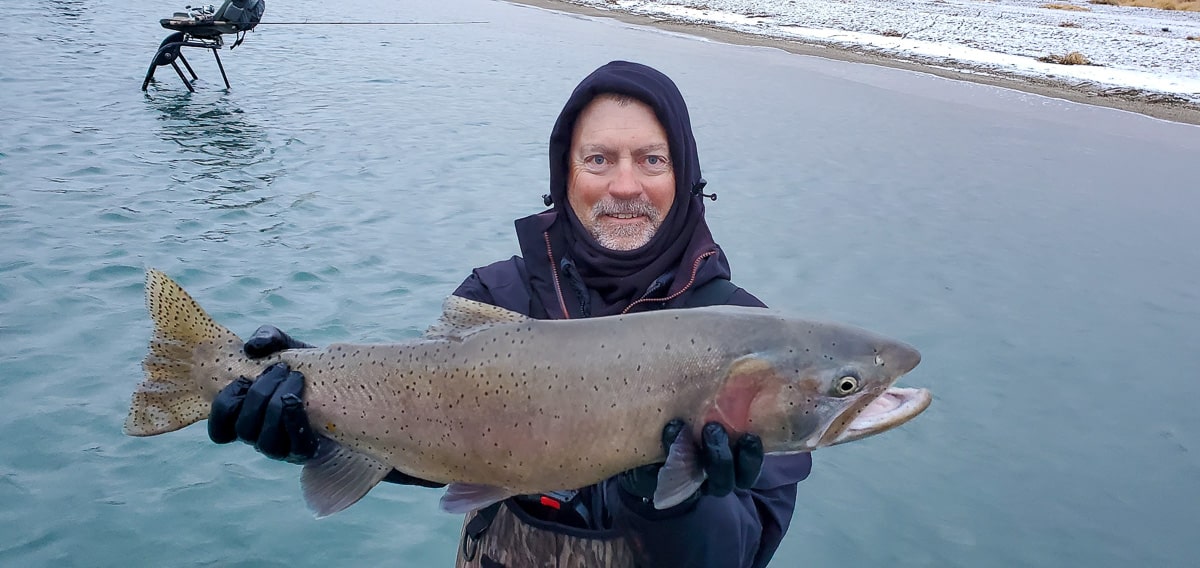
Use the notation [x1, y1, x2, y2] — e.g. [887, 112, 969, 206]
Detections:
[209, 61, 812, 568]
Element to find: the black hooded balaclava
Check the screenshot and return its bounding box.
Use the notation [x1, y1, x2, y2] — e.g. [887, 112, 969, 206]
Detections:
[545, 60, 726, 315]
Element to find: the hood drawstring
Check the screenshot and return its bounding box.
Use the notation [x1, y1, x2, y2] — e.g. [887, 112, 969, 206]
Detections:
[559, 258, 591, 318]
[692, 178, 717, 201]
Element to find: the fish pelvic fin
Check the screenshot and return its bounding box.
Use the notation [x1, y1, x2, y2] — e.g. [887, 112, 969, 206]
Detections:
[652, 427, 707, 509]
[424, 296, 531, 341]
[301, 438, 392, 518]
[123, 269, 242, 437]
[439, 483, 515, 514]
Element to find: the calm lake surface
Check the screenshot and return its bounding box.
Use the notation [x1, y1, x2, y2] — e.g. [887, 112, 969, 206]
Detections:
[3, 0, 1199, 566]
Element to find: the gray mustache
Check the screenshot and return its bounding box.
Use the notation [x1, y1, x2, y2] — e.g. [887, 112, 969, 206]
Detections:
[590, 199, 661, 222]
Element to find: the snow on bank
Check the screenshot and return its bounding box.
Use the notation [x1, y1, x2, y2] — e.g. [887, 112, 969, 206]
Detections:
[560, 0, 1200, 102]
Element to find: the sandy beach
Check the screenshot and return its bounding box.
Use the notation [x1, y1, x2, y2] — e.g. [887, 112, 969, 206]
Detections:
[514, 0, 1200, 125]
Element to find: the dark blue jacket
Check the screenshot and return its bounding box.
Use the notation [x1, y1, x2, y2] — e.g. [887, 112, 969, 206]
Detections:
[451, 210, 813, 568]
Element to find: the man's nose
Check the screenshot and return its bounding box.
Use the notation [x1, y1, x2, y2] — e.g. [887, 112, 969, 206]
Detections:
[608, 160, 641, 198]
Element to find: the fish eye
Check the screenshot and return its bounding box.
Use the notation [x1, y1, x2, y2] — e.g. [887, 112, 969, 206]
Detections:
[834, 376, 860, 396]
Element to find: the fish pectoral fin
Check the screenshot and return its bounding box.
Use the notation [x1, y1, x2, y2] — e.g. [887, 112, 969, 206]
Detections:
[439, 483, 515, 514]
[652, 427, 707, 509]
[300, 438, 391, 518]
[424, 296, 531, 341]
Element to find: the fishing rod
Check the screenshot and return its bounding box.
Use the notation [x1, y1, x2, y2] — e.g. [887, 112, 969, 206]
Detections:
[251, 21, 489, 25]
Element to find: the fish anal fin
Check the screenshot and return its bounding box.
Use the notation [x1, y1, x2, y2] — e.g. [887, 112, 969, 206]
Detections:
[652, 427, 707, 509]
[439, 483, 515, 514]
[424, 296, 531, 341]
[301, 438, 391, 518]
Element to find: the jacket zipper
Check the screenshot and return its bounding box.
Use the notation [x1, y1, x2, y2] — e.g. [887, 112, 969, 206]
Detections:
[620, 250, 717, 315]
[543, 232, 571, 319]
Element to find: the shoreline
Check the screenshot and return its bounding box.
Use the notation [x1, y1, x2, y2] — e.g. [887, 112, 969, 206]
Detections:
[512, 0, 1200, 126]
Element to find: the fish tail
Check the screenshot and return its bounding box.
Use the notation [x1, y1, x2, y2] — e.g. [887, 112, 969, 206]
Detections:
[124, 269, 242, 437]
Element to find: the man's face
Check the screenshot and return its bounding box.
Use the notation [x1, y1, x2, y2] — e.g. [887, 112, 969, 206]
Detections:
[567, 96, 675, 251]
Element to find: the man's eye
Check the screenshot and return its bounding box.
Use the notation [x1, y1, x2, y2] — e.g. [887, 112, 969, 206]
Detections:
[586, 155, 607, 165]
[643, 155, 670, 170]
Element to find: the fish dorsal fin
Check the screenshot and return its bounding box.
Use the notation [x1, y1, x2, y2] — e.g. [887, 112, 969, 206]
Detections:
[424, 296, 531, 341]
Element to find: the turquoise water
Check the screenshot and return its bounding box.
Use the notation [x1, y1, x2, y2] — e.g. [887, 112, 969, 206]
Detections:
[3, 0, 1200, 566]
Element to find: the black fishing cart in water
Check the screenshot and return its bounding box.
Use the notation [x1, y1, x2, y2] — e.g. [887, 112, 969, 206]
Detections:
[142, 0, 265, 91]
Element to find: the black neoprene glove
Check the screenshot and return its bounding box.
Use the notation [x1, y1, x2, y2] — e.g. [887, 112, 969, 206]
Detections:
[207, 326, 447, 488]
[208, 326, 317, 463]
[618, 419, 765, 511]
[241, 324, 314, 358]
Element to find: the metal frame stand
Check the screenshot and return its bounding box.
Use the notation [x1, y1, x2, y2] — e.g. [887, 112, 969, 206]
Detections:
[142, 31, 231, 92]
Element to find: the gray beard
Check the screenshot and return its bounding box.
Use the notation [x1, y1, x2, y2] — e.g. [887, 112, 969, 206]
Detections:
[586, 199, 663, 251]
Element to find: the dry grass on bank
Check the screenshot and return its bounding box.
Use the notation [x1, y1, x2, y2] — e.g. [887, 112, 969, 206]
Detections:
[1089, 0, 1200, 11]
[1042, 2, 1091, 9]
[1039, 51, 1093, 64]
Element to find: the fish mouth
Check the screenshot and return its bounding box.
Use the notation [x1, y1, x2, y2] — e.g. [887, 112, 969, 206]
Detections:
[829, 387, 932, 446]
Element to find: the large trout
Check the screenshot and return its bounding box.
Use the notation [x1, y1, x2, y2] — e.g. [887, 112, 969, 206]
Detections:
[125, 269, 931, 517]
